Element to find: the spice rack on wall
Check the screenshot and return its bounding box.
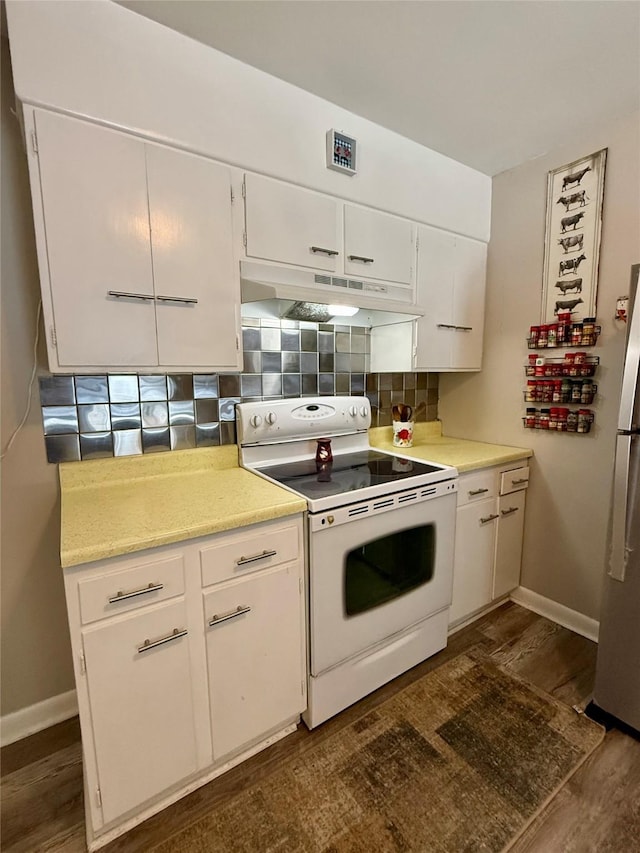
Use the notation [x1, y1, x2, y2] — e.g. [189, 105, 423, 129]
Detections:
[523, 316, 600, 433]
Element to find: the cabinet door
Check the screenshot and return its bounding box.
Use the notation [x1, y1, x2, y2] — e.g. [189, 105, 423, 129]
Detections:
[449, 498, 497, 625]
[451, 236, 487, 369]
[34, 110, 158, 367]
[82, 599, 199, 825]
[493, 490, 526, 599]
[244, 174, 340, 271]
[344, 205, 415, 285]
[147, 146, 240, 369]
[414, 226, 456, 369]
[204, 564, 304, 761]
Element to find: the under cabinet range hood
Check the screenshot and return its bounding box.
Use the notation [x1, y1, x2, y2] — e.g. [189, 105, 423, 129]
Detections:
[240, 261, 423, 327]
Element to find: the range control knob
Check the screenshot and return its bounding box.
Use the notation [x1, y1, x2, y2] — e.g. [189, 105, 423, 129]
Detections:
[348, 406, 358, 417]
[265, 412, 277, 425]
[250, 414, 263, 428]
[360, 406, 368, 417]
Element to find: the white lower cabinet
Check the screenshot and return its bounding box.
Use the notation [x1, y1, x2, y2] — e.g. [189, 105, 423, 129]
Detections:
[449, 462, 529, 627]
[204, 564, 305, 761]
[63, 515, 305, 851]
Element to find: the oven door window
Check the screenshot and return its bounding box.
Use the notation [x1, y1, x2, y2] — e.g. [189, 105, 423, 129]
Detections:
[344, 524, 435, 617]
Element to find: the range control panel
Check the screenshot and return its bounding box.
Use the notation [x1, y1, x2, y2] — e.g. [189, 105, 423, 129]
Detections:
[237, 396, 371, 445]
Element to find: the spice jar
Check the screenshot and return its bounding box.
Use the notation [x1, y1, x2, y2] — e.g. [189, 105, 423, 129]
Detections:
[571, 381, 582, 403]
[525, 408, 536, 429]
[557, 408, 569, 431]
[581, 380, 594, 404]
[547, 323, 558, 347]
[540, 408, 550, 429]
[567, 411, 578, 432]
[552, 380, 562, 403]
[535, 357, 546, 377]
[582, 317, 596, 346]
[529, 326, 540, 347]
[526, 380, 537, 402]
[538, 325, 549, 348]
[542, 380, 554, 402]
[574, 351, 587, 365]
[577, 409, 593, 433]
[549, 407, 558, 430]
[561, 378, 572, 402]
[571, 323, 583, 346]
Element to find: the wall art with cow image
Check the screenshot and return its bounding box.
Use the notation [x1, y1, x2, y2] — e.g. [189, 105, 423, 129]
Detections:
[541, 148, 607, 323]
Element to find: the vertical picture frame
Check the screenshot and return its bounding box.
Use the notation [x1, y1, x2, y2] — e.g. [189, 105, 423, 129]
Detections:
[541, 148, 607, 322]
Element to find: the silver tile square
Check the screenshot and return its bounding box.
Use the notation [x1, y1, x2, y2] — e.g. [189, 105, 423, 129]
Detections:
[299, 321, 317, 330]
[351, 354, 366, 373]
[319, 374, 335, 394]
[78, 404, 111, 433]
[44, 433, 80, 463]
[219, 374, 241, 398]
[110, 403, 141, 430]
[243, 351, 261, 374]
[195, 423, 220, 447]
[262, 353, 281, 373]
[39, 376, 75, 406]
[260, 328, 281, 351]
[242, 327, 261, 350]
[220, 422, 236, 445]
[262, 375, 282, 396]
[195, 399, 219, 424]
[336, 373, 350, 394]
[240, 375, 262, 397]
[42, 406, 79, 436]
[75, 375, 108, 404]
[300, 352, 318, 374]
[336, 332, 351, 353]
[167, 374, 194, 401]
[80, 432, 113, 460]
[281, 319, 299, 329]
[281, 330, 300, 351]
[260, 318, 280, 328]
[351, 374, 365, 394]
[170, 425, 196, 450]
[108, 375, 139, 403]
[350, 334, 366, 354]
[283, 374, 301, 397]
[319, 353, 334, 372]
[168, 400, 195, 426]
[302, 375, 317, 395]
[142, 427, 171, 453]
[282, 352, 300, 373]
[141, 402, 169, 428]
[193, 374, 219, 399]
[139, 375, 168, 402]
[335, 353, 351, 373]
[301, 330, 317, 352]
[219, 398, 240, 421]
[318, 331, 334, 353]
[113, 429, 143, 457]
[241, 317, 260, 327]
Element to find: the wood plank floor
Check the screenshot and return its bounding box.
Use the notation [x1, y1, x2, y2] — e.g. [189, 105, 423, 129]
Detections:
[2, 602, 639, 852]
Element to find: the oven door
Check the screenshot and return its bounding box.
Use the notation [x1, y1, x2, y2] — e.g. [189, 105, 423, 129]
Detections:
[308, 490, 456, 676]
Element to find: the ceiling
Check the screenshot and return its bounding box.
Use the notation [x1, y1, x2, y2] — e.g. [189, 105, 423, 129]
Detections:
[117, 1, 640, 176]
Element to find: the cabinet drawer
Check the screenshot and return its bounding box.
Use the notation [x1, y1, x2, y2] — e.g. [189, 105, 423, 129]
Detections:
[78, 553, 185, 625]
[500, 466, 530, 495]
[200, 521, 300, 587]
[457, 470, 497, 507]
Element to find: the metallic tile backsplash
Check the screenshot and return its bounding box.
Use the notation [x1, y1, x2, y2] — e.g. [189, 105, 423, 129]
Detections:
[39, 319, 439, 463]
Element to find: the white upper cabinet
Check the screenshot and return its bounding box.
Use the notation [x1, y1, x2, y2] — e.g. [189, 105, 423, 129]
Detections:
[415, 225, 487, 371]
[243, 173, 340, 272]
[344, 205, 415, 285]
[27, 109, 241, 373]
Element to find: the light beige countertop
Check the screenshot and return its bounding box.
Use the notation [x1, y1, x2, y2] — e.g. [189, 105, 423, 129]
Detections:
[369, 422, 533, 472]
[59, 446, 306, 568]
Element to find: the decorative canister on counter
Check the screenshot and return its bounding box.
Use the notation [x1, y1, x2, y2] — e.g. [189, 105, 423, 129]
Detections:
[392, 420, 414, 448]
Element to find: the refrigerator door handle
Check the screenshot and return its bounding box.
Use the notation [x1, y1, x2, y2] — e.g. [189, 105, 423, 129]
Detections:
[609, 434, 636, 582]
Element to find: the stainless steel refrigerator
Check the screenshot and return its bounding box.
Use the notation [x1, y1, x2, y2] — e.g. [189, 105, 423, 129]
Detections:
[592, 263, 640, 733]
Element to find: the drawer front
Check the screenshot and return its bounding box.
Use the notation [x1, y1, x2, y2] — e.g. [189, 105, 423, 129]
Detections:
[457, 470, 497, 507]
[200, 521, 300, 587]
[78, 553, 185, 625]
[500, 466, 530, 495]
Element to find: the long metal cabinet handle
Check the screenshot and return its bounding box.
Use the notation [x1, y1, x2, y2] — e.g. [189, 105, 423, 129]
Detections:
[236, 549, 277, 566]
[501, 507, 519, 516]
[480, 513, 499, 524]
[469, 487, 489, 496]
[208, 605, 251, 627]
[137, 628, 187, 653]
[511, 478, 528, 485]
[107, 290, 154, 301]
[455, 325, 473, 332]
[155, 295, 199, 305]
[348, 255, 374, 263]
[310, 246, 339, 257]
[108, 582, 164, 604]
[437, 323, 456, 330]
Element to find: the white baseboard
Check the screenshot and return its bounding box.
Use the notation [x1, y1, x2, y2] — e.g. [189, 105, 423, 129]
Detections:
[511, 586, 599, 643]
[1, 689, 78, 747]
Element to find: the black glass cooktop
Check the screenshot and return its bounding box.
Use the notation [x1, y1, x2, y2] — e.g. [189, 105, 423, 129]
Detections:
[261, 450, 445, 501]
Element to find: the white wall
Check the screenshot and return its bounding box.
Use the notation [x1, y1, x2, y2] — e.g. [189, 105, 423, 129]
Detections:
[5, 0, 490, 241]
[1, 35, 75, 719]
[439, 111, 640, 620]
